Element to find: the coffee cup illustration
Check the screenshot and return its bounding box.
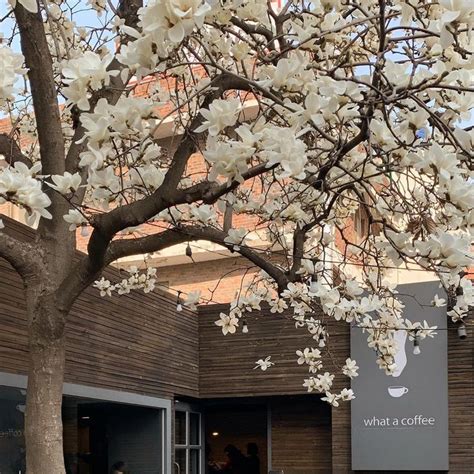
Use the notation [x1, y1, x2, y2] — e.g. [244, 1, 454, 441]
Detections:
[388, 386, 409, 398]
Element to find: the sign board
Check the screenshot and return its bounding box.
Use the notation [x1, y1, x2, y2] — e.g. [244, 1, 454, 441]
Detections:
[351, 281, 449, 471]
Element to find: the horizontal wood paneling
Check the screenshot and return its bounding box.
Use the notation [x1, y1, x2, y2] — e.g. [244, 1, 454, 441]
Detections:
[198, 305, 350, 398]
[0, 217, 199, 399]
[271, 396, 332, 474]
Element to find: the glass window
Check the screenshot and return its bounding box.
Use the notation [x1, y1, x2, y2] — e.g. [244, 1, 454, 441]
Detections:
[189, 449, 200, 474]
[175, 411, 187, 445]
[0, 386, 26, 474]
[175, 409, 202, 474]
[189, 413, 200, 446]
[175, 448, 186, 474]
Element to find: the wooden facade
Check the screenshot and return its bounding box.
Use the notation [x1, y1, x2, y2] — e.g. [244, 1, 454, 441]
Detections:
[0, 217, 472, 472]
[0, 217, 199, 400]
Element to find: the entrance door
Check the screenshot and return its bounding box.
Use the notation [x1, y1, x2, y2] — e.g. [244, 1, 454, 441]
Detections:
[204, 403, 267, 474]
[174, 408, 203, 474]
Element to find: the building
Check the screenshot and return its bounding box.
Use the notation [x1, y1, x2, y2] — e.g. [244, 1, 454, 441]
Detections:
[0, 216, 472, 474]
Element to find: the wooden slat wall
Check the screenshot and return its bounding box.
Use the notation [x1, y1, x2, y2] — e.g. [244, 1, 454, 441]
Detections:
[270, 397, 332, 474]
[198, 305, 349, 398]
[0, 218, 199, 399]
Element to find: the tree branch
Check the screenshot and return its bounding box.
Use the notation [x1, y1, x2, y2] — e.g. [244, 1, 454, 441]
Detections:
[14, 3, 69, 240]
[0, 225, 38, 279]
[106, 225, 289, 291]
[14, 4, 65, 175]
[0, 134, 32, 167]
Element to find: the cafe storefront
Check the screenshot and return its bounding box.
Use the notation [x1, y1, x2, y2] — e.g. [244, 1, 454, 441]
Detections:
[0, 373, 171, 474]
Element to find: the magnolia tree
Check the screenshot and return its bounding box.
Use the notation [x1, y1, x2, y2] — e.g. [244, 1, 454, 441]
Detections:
[0, 0, 473, 471]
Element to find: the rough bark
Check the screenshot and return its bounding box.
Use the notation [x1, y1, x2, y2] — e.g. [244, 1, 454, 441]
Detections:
[25, 290, 67, 474]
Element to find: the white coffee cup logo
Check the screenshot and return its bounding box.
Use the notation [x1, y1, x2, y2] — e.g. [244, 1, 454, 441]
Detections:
[388, 386, 409, 398]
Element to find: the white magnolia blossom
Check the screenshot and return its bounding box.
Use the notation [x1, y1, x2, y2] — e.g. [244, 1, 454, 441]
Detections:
[215, 312, 239, 335]
[254, 356, 274, 371]
[342, 358, 359, 379]
[62, 52, 119, 110]
[183, 290, 201, 310]
[1, 0, 473, 409]
[0, 46, 27, 106]
[321, 392, 340, 407]
[224, 228, 247, 250]
[195, 98, 242, 136]
[48, 172, 82, 195]
[339, 388, 356, 401]
[0, 162, 51, 225]
[63, 209, 87, 230]
[140, 0, 211, 44]
[94, 267, 158, 296]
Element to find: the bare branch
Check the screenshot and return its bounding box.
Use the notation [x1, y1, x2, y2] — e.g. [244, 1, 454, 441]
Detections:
[0, 134, 32, 167]
[106, 225, 289, 291]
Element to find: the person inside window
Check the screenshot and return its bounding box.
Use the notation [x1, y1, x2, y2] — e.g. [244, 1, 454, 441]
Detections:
[246, 443, 260, 474]
[222, 445, 246, 474]
[110, 461, 126, 474]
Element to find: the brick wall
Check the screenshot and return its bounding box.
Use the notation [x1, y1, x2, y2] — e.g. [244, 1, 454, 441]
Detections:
[155, 256, 261, 303]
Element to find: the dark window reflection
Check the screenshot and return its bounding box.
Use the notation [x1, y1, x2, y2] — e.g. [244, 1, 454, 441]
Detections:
[0, 386, 27, 474]
[189, 449, 200, 474]
[175, 411, 187, 445]
[189, 413, 200, 446]
[175, 448, 186, 472]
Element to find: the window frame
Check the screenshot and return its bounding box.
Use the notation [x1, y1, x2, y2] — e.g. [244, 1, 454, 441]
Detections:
[174, 405, 203, 474]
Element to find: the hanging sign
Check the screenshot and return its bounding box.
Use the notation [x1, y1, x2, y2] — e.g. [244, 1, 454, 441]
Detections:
[351, 281, 449, 471]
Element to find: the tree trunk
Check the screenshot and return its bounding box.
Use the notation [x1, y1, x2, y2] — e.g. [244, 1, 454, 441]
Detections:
[25, 296, 67, 474]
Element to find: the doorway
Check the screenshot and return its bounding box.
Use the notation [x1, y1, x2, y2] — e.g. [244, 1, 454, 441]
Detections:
[204, 402, 267, 474]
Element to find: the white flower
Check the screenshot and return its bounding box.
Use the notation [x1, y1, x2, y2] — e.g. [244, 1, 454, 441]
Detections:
[195, 99, 241, 136]
[342, 358, 359, 378]
[0, 163, 51, 224]
[140, 0, 212, 43]
[204, 139, 251, 183]
[94, 277, 113, 297]
[62, 52, 118, 110]
[296, 348, 321, 365]
[306, 372, 335, 393]
[339, 388, 355, 401]
[224, 228, 247, 251]
[129, 165, 165, 191]
[183, 290, 201, 310]
[321, 391, 340, 407]
[190, 205, 217, 224]
[254, 356, 274, 371]
[49, 172, 82, 195]
[63, 209, 88, 230]
[269, 298, 288, 313]
[432, 294, 446, 307]
[215, 312, 239, 335]
[0, 46, 27, 105]
[345, 279, 363, 297]
[259, 127, 308, 179]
